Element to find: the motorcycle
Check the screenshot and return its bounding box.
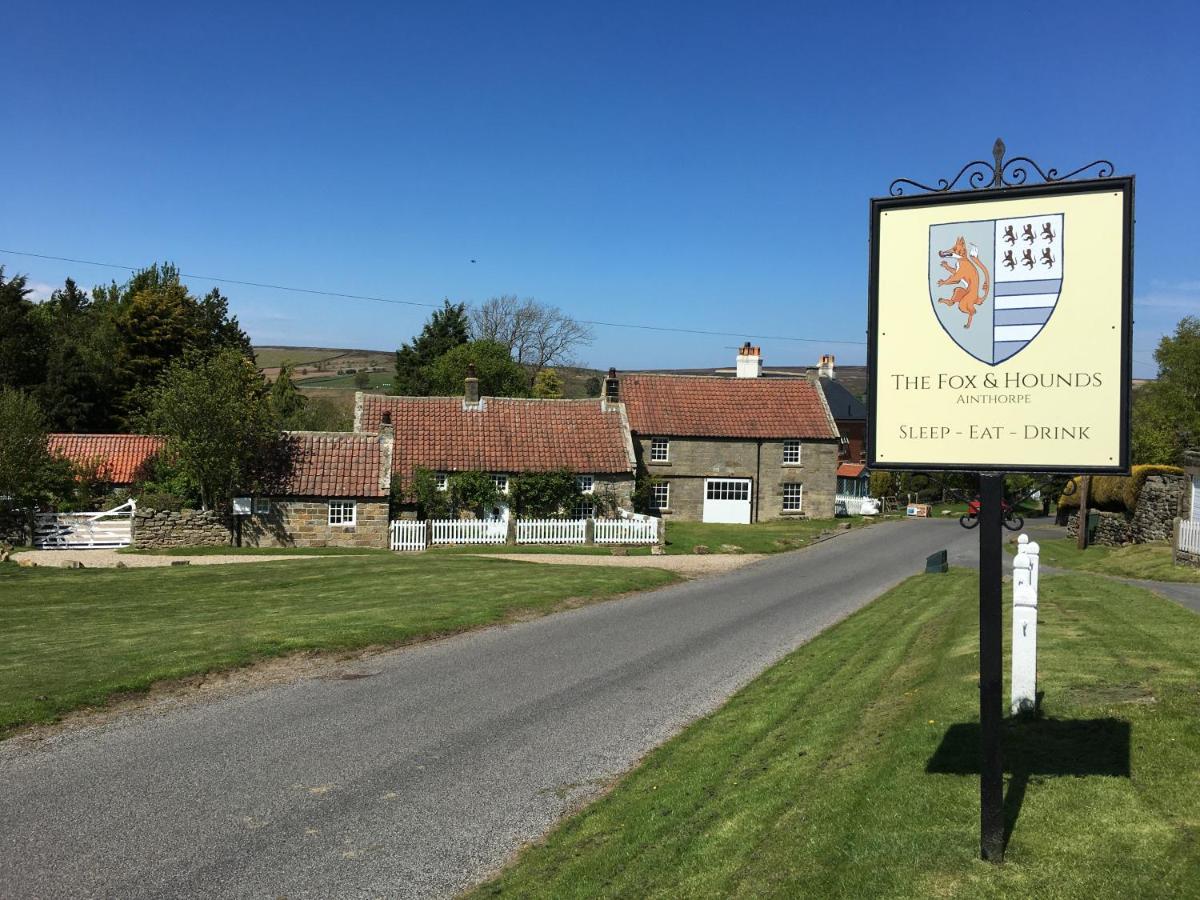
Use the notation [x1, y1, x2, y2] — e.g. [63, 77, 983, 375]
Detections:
[959, 497, 1024, 531]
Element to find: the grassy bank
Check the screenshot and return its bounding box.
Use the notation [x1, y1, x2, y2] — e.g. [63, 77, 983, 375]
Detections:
[0, 555, 676, 737]
[475, 570, 1200, 898]
[1013, 537, 1200, 584]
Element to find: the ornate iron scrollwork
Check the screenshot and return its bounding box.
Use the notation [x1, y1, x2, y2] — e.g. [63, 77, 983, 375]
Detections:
[889, 138, 1115, 196]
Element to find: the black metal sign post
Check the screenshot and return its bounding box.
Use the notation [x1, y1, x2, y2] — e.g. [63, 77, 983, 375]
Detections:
[868, 140, 1132, 864]
[977, 471, 1005, 860]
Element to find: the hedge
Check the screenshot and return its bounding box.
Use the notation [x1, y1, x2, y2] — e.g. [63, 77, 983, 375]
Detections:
[1058, 465, 1184, 512]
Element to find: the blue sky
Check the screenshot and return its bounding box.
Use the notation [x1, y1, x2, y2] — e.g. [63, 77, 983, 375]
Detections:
[5, 1, 1196, 377]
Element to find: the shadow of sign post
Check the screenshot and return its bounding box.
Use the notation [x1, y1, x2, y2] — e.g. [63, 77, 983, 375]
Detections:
[926, 717, 1131, 850]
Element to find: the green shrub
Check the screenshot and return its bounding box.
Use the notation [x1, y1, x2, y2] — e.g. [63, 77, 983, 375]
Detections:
[510, 470, 581, 517]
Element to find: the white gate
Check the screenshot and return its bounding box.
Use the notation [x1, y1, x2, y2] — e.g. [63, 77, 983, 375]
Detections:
[594, 517, 660, 544]
[1179, 520, 1200, 556]
[517, 518, 586, 544]
[34, 499, 137, 549]
[389, 520, 427, 552]
[429, 518, 507, 545]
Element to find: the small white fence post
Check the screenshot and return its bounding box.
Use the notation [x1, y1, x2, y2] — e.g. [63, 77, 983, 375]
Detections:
[1011, 533, 1039, 714]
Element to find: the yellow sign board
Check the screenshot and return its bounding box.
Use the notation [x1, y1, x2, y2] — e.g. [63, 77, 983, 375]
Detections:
[868, 177, 1133, 473]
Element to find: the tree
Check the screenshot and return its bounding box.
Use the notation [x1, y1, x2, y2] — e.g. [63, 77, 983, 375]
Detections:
[37, 343, 101, 433]
[269, 364, 308, 426]
[584, 375, 602, 398]
[393, 300, 470, 395]
[139, 348, 293, 510]
[470, 295, 593, 379]
[1132, 316, 1200, 464]
[424, 340, 530, 397]
[532, 368, 564, 398]
[408, 466, 451, 518]
[0, 268, 47, 390]
[0, 388, 72, 513]
[353, 370, 371, 390]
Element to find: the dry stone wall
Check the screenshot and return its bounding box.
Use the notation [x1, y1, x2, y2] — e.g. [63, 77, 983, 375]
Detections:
[1065, 474, 1186, 546]
[133, 508, 231, 549]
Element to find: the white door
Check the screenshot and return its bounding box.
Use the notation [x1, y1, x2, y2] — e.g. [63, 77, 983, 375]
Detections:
[703, 478, 752, 524]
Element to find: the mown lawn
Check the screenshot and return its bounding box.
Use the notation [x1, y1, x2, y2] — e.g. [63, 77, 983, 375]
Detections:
[438, 517, 873, 557]
[474, 570, 1200, 899]
[1012, 537, 1200, 584]
[0, 555, 676, 737]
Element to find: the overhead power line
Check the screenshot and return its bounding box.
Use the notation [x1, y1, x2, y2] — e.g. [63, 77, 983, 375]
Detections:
[0, 246, 868, 346]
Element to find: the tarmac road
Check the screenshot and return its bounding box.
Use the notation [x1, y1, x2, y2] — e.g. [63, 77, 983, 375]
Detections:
[0, 518, 976, 899]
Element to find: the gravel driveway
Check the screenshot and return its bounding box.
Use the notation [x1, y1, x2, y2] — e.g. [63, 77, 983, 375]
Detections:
[12, 549, 323, 568]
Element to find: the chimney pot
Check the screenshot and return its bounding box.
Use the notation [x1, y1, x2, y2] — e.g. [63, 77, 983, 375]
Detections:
[603, 368, 620, 403]
[818, 354, 835, 379]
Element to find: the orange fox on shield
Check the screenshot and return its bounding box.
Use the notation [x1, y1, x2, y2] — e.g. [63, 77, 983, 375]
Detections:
[936, 236, 991, 329]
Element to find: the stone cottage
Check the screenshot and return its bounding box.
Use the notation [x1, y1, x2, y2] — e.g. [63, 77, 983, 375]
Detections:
[239, 430, 393, 549]
[354, 370, 637, 520]
[612, 348, 842, 522]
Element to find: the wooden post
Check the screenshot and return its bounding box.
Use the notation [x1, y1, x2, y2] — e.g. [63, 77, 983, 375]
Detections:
[1076, 475, 1091, 550]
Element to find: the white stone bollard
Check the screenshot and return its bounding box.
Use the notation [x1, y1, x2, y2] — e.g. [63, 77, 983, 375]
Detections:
[1011, 534, 1039, 714]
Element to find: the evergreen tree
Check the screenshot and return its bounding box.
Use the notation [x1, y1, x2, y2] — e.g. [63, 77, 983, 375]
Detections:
[0, 268, 47, 390]
[392, 300, 470, 395]
[424, 340, 530, 397]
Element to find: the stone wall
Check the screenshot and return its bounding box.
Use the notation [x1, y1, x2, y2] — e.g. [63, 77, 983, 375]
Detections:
[241, 498, 389, 549]
[1065, 474, 1186, 546]
[133, 508, 231, 549]
[636, 436, 839, 521]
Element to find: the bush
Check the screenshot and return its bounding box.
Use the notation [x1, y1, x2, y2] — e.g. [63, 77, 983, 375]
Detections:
[448, 470, 501, 517]
[408, 467, 450, 518]
[510, 470, 581, 517]
[1058, 465, 1185, 512]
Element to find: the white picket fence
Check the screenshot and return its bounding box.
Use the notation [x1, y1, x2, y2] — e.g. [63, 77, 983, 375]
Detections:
[1179, 519, 1200, 556]
[389, 520, 427, 552]
[33, 499, 137, 549]
[594, 516, 659, 545]
[429, 518, 508, 545]
[517, 518, 586, 544]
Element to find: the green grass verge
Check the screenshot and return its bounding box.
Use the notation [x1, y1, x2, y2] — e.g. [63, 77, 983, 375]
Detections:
[473, 570, 1200, 899]
[1010, 538, 1200, 584]
[0, 556, 676, 737]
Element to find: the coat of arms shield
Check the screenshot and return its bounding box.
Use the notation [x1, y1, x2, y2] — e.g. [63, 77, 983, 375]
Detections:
[928, 214, 1063, 364]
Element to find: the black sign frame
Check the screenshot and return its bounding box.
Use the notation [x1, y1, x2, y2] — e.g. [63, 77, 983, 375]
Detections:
[866, 175, 1135, 475]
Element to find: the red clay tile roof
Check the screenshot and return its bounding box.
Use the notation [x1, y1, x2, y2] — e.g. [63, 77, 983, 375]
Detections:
[837, 463, 867, 478]
[357, 395, 634, 478]
[619, 374, 839, 440]
[284, 432, 385, 498]
[47, 434, 166, 484]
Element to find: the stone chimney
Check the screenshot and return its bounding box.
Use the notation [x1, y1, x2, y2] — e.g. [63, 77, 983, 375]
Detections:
[736, 342, 762, 378]
[378, 413, 395, 494]
[818, 354, 835, 379]
[604, 367, 620, 403]
[464, 362, 481, 407]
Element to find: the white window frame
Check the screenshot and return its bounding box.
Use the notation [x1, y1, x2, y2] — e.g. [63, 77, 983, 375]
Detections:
[782, 483, 803, 512]
[435, 473, 448, 491]
[783, 440, 802, 465]
[253, 497, 271, 515]
[576, 474, 595, 494]
[572, 498, 596, 520]
[328, 500, 357, 527]
[652, 482, 670, 510]
[491, 474, 509, 494]
[650, 438, 670, 463]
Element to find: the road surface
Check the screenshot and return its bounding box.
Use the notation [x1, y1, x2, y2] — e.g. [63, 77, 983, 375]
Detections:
[1, 518, 975, 899]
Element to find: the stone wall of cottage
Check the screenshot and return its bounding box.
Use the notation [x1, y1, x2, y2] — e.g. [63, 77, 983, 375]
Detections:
[241, 498, 389, 548]
[636, 436, 839, 521]
[1065, 474, 1187, 546]
[133, 508, 231, 549]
